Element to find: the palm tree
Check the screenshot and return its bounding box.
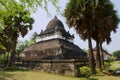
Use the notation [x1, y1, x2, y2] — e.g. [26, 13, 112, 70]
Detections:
[64, 0, 119, 73]
[91, 0, 119, 70]
[100, 44, 104, 66]
[64, 0, 97, 74]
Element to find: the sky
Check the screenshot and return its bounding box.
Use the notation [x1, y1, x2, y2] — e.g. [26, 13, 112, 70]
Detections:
[19, 0, 120, 53]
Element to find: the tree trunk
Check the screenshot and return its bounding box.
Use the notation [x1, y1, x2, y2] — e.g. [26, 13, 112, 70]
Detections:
[96, 38, 102, 71]
[88, 37, 96, 74]
[100, 43, 104, 66]
[4, 53, 9, 67]
[5, 38, 17, 69]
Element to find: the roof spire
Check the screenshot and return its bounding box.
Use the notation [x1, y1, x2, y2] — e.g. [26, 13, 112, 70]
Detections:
[54, 15, 57, 19]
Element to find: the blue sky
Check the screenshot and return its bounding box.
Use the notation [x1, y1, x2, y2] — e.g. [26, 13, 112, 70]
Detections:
[19, 0, 120, 53]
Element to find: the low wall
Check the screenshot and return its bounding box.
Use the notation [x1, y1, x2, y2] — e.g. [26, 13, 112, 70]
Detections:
[15, 59, 88, 77]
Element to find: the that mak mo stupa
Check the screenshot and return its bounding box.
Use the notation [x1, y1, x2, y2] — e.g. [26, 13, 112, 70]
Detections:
[19, 16, 88, 76]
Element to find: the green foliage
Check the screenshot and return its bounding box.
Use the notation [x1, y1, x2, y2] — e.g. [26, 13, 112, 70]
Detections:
[0, 42, 6, 50]
[0, 4, 34, 68]
[0, 68, 3, 72]
[8, 66, 18, 71]
[104, 62, 110, 70]
[64, 0, 119, 74]
[0, 2, 34, 50]
[0, 0, 60, 18]
[80, 66, 91, 78]
[0, 54, 4, 64]
[0, 0, 60, 69]
[0, 53, 11, 67]
[0, 0, 59, 53]
[16, 32, 36, 54]
[16, 39, 35, 54]
[109, 56, 114, 63]
[112, 50, 120, 60]
[20, 0, 60, 13]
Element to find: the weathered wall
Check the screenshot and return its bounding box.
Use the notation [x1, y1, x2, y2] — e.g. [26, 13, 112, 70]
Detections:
[35, 62, 75, 76]
[15, 59, 88, 77]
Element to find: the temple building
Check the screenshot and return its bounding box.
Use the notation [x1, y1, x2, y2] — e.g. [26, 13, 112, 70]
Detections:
[19, 16, 87, 76]
[20, 16, 87, 60]
[93, 47, 112, 60]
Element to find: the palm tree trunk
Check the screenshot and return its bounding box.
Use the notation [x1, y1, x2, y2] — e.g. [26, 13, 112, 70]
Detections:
[100, 43, 104, 66]
[88, 37, 96, 74]
[96, 38, 102, 70]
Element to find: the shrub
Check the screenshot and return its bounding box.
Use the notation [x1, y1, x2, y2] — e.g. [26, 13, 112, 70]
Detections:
[0, 68, 3, 72]
[109, 57, 114, 63]
[9, 66, 18, 71]
[80, 66, 91, 78]
[104, 62, 110, 68]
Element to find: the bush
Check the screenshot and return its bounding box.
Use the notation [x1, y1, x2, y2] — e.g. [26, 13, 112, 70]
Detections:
[9, 66, 18, 71]
[80, 66, 91, 78]
[0, 68, 3, 72]
[104, 62, 110, 68]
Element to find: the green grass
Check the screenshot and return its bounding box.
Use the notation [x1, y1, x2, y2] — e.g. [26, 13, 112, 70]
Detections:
[0, 61, 120, 80]
[0, 71, 81, 80]
[109, 61, 120, 71]
[0, 71, 120, 80]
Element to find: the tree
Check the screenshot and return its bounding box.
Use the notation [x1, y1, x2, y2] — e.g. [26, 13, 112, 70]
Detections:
[16, 39, 36, 57]
[91, 0, 119, 70]
[30, 32, 38, 42]
[3, 10, 34, 68]
[100, 44, 104, 66]
[0, 0, 60, 69]
[112, 50, 120, 60]
[0, 0, 60, 20]
[64, 0, 96, 74]
[0, 2, 34, 68]
[64, 0, 119, 73]
[16, 32, 37, 54]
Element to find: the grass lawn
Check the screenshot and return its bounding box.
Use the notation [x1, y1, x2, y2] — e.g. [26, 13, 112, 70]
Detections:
[110, 61, 120, 70]
[0, 71, 81, 80]
[0, 61, 120, 80]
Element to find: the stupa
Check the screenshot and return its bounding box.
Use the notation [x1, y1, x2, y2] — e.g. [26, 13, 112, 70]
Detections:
[20, 16, 87, 60]
[19, 16, 87, 76]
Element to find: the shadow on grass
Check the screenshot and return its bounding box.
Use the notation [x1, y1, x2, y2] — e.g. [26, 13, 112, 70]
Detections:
[78, 76, 98, 80]
[114, 72, 120, 77]
[89, 78, 98, 80]
[0, 71, 15, 80]
[116, 67, 120, 70]
[0, 70, 26, 80]
[111, 68, 120, 77]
